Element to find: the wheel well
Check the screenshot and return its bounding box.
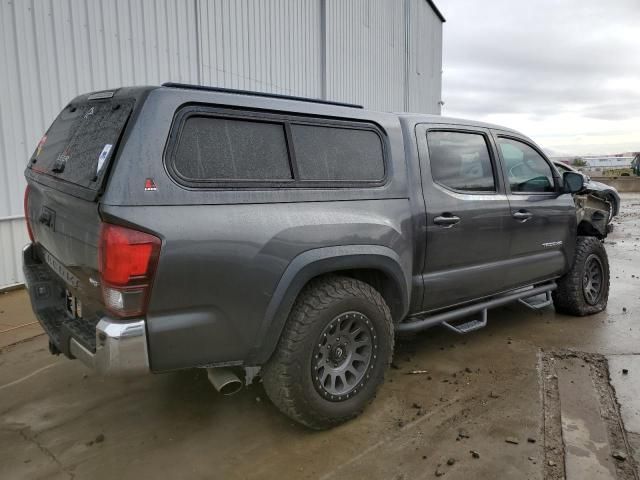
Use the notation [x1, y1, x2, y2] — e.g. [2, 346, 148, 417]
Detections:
[314, 268, 405, 322]
[604, 192, 618, 215]
[577, 220, 604, 239]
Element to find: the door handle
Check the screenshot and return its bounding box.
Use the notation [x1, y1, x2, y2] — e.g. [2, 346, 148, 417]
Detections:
[512, 210, 533, 222]
[434, 214, 461, 227]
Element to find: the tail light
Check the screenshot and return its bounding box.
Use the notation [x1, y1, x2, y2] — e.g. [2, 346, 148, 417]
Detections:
[24, 185, 35, 243]
[99, 223, 161, 318]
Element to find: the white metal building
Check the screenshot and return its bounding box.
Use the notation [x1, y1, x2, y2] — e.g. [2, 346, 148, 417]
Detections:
[0, 0, 444, 289]
[583, 157, 634, 169]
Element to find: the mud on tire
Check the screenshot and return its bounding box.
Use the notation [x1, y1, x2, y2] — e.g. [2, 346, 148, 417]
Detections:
[553, 236, 610, 316]
[261, 275, 394, 430]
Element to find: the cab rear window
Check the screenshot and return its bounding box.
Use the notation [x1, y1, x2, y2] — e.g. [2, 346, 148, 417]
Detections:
[28, 100, 134, 190]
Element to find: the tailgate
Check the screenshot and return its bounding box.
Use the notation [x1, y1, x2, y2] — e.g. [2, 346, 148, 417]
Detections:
[26, 180, 102, 292]
[25, 180, 105, 337]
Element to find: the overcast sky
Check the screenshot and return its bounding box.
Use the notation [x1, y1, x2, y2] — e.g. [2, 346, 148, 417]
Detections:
[436, 0, 640, 156]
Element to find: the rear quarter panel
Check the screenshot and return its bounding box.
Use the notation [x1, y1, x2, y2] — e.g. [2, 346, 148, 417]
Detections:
[103, 201, 412, 370]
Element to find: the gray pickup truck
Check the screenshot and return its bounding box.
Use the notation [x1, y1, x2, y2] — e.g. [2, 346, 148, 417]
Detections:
[23, 84, 609, 429]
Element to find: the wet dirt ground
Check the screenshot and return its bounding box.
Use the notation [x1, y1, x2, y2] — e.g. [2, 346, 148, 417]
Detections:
[1, 194, 639, 480]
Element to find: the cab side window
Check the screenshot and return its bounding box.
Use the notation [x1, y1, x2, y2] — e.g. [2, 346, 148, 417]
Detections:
[427, 131, 496, 192]
[498, 137, 555, 193]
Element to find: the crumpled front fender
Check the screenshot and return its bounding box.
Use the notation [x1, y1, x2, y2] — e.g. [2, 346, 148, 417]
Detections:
[574, 193, 610, 238]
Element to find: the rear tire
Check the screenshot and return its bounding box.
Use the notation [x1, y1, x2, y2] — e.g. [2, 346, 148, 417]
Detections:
[553, 236, 609, 316]
[262, 275, 394, 430]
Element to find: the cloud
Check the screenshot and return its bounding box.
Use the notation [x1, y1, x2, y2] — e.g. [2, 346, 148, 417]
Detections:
[436, 0, 640, 154]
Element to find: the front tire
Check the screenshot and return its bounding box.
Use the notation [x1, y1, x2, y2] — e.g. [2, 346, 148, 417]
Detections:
[262, 275, 394, 430]
[553, 236, 610, 316]
[605, 194, 617, 223]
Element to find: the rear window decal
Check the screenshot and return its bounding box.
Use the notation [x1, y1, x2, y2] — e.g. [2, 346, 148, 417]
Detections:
[96, 144, 113, 174]
[53, 151, 70, 172]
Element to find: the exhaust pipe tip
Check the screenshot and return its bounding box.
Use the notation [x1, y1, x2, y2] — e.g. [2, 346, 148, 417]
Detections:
[207, 368, 243, 396]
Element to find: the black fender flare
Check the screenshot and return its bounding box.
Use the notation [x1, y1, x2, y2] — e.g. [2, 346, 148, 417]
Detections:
[248, 245, 409, 365]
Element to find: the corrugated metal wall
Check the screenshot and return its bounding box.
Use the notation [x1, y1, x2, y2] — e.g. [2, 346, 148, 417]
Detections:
[407, 0, 443, 113]
[325, 0, 406, 111]
[0, 0, 443, 288]
[197, 0, 323, 96]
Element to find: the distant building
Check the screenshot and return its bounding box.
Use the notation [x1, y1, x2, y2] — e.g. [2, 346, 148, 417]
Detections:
[550, 155, 634, 168]
[582, 156, 634, 169]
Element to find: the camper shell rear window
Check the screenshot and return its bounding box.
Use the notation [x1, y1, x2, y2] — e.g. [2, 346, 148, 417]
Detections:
[27, 98, 134, 191]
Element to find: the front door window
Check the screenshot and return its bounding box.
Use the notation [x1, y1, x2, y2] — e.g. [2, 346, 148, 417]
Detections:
[498, 137, 555, 193]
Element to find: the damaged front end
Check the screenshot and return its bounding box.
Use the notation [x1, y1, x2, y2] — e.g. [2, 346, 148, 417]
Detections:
[574, 192, 611, 239]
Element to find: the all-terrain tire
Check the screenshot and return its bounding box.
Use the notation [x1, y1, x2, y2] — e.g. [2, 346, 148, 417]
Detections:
[552, 236, 610, 316]
[605, 193, 617, 223]
[262, 275, 394, 430]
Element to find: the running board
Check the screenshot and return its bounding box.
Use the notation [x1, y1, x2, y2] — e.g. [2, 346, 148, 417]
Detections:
[396, 282, 557, 334]
[518, 291, 553, 310]
[442, 309, 488, 334]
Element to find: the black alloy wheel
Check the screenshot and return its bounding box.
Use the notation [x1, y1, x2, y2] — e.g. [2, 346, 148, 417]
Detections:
[583, 254, 604, 305]
[312, 311, 377, 401]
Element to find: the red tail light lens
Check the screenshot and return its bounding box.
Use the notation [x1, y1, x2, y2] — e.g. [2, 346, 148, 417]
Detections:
[99, 223, 161, 318]
[24, 185, 35, 243]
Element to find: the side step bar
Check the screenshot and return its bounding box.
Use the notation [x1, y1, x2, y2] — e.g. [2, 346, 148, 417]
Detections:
[442, 309, 487, 334]
[518, 291, 553, 310]
[396, 282, 557, 334]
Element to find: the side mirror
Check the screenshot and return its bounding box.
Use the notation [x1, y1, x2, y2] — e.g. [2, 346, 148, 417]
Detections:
[563, 171, 584, 194]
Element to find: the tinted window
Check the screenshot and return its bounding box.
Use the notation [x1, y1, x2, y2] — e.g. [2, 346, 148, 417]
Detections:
[29, 100, 134, 190]
[291, 124, 384, 181]
[427, 131, 496, 192]
[173, 116, 292, 181]
[498, 138, 555, 193]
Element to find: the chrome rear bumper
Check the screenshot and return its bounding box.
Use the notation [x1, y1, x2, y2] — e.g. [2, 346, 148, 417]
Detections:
[69, 318, 149, 375]
[23, 242, 149, 375]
